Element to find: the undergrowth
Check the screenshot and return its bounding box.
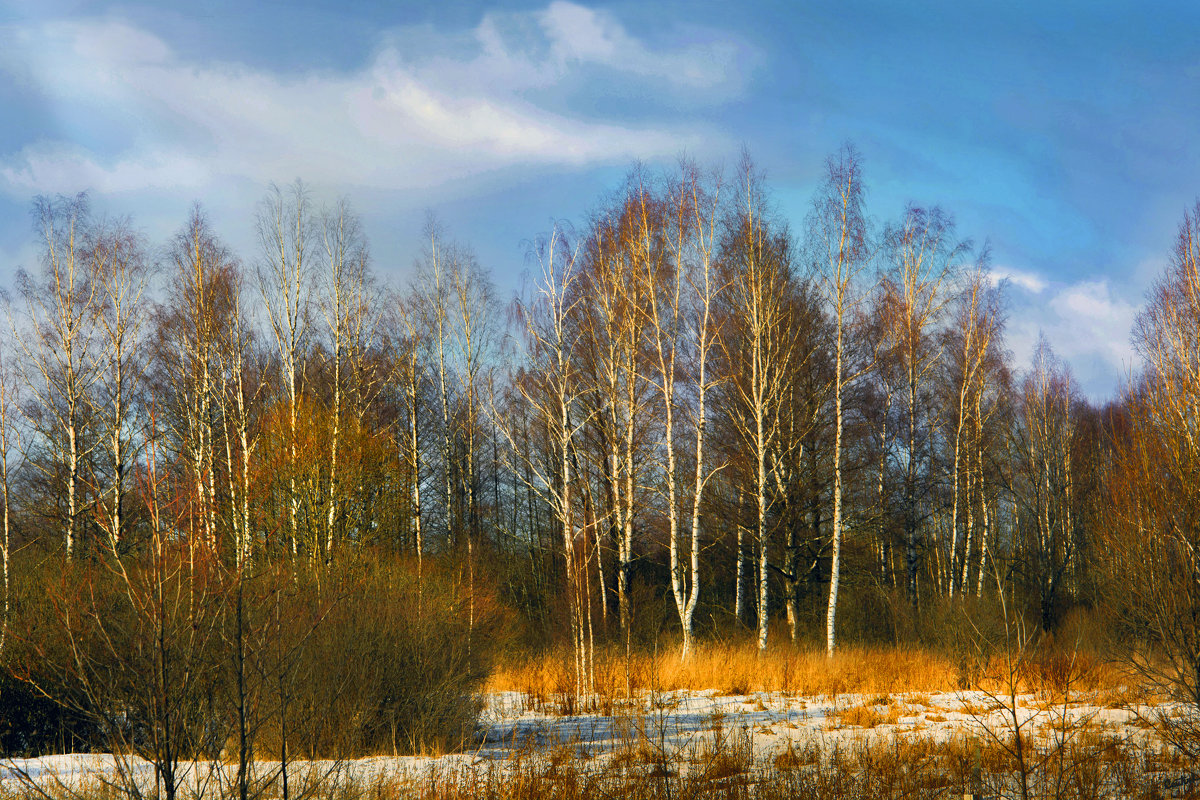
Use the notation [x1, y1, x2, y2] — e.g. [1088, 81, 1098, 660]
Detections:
[486, 641, 1130, 705]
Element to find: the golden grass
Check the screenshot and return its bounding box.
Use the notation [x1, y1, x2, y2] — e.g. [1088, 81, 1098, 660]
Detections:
[488, 642, 968, 698]
[834, 696, 914, 729]
[486, 641, 1143, 715]
[835, 704, 887, 729]
[1, 728, 1183, 800]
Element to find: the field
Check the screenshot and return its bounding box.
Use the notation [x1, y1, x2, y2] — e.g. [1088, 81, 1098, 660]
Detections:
[3, 645, 1196, 800]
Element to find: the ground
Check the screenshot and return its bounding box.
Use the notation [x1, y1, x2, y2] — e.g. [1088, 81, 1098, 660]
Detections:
[0, 688, 1180, 797]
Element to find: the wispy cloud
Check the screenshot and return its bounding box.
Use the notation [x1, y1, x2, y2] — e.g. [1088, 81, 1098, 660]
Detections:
[536, 1, 748, 91]
[0, 5, 749, 197]
[989, 265, 1047, 294]
[0, 145, 210, 194]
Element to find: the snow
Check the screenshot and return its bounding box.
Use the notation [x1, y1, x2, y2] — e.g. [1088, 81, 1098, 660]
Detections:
[0, 689, 1173, 795]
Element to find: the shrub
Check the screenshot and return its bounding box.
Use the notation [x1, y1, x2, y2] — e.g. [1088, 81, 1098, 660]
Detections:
[277, 550, 501, 756]
[4, 546, 501, 764]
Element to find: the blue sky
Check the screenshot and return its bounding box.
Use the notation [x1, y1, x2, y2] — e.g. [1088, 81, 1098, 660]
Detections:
[2, 0, 1198, 400]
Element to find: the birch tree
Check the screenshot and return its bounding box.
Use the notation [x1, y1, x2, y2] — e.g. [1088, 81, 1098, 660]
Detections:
[1014, 338, 1076, 632]
[451, 247, 497, 548]
[13, 194, 99, 558]
[575, 180, 658, 639]
[719, 154, 792, 652]
[318, 198, 369, 560]
[257, 180, 314, 557]
[416, 218, 461, 551]
[217, 273, 263, 567]
[664, 161, 725, 660]
[945, 262, 1002, 596]
[611, 173, 670, 650]
[1110, 202, 1200, 755]
[89, 218, 151, 552]
[496, 225, 594, 696]
[392, 293, 428, 568]
[769, 282, 832, 642]
[0, 343, 20, 655]
[882, 205, 965, 606]
[808, 144, 868, 655]
[449, 242, 496, 655]
[156, 206, 236, 551]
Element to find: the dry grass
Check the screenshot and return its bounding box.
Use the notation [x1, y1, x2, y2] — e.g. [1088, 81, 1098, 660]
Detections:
[488, 643, 970, 699]
[488, 641, 1144, 727]
[834, 699, 907, 729]
[772, 741, 819, 771]
[3, 728, 1194, 800]
[331, 732, 1195, 800]
[834, 704, 887, 729]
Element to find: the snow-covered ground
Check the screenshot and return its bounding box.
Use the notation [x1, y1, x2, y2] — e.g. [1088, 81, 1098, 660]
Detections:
[0, 689, 1170, 796]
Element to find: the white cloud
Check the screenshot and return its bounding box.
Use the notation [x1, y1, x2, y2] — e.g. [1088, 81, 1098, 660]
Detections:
[0, 5, 743, 198]
[990, 265, 1047, 294]
[541, 3, 622, 65]
[1046, 279, 1138, 367]
[1007, 277, 1140, 400]
[537, 2, 745, 90]
[0, 145, 210, 194]
[69, 19, 172, 65]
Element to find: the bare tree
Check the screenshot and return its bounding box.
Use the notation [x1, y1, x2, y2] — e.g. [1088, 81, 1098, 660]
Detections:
[257, 180, 314, 558]
[881, 204, 966, 605]
[575, 182, 654, 641]
[1112, 203, 1200, 755]
[663, 160, 725, 660]
[216, 272, 263, 568]
[414, 218, 495, 655]
[496, 225, 595, 696]
[808, 144, 869, 654]
[1013, 338, 1076, 632]
[769, 283, 832, 642]
[719, 153, 793, 652]
[0, 342, 20, 655]
[415, 216, 461, 552]
[12, 194, 99, 558]
[449, 241, 498, 655]
[451, 243, 498, 550]
[156, 205, 237, 551]
[89, 217, 151, 552]
[945, 261, 1002, 596]
[392, 293, 428, 570]
[318, 198, 370, 561]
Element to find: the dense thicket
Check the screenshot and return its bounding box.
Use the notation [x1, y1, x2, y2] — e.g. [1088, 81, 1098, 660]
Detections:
[0, 150, 1197, 768]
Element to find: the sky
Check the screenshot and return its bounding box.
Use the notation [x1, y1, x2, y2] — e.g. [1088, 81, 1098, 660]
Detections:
[1, 0, 1198, 401]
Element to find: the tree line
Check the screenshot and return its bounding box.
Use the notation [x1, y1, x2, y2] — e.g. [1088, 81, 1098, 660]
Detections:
[0, 144, 1197, 751]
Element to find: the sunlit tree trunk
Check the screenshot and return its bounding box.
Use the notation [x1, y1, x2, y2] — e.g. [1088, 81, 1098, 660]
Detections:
[809, 144, 868, 655]
[14, 195, 98, 558]
[90, 219, 149, 553]
[496, 226, 593, 697]
[319, 199, 370, 560]
[884, 205, 963, 609]
[395, 299, 426, 569]
[719, 154, 793, 652]
[0, 348, 18, 655]
[257, 180, 313, 558]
